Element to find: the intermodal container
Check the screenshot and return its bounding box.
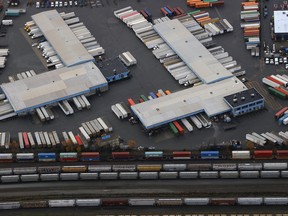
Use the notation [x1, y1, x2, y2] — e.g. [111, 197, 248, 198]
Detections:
[172, 121, 184, 135]
[38, 153, 56, 162]
[112, 152, 130, 160]
[169, 122, 179, 135]
[200, 151, 219, 159]
[127, 98, 136, 106]
[149, 92, 157, 99]
[22, 132, 30, 149]
[59, 152, 78, 162]
[80, 152, 100, 161]
[275, 107, 288, 119]
[173, 151, 192, 160]
[140, 95, 148, 102]
[253, 150, 273, 159]
[145, 151, 163, 159]
[276, 150, 288, 159]
[268, 87, 286, 99]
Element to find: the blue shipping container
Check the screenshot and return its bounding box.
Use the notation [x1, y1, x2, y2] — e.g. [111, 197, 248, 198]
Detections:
[38, 153, 56, 161]
[149, 92, 157, 99]
[200, 151, 219, 159]
[163, 7, 172, 16]
[278, 113, 288, 125]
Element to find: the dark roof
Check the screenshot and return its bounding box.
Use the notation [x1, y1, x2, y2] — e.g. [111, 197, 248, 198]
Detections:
[224, 88, 264, 108]
[96, 58, 128, 77]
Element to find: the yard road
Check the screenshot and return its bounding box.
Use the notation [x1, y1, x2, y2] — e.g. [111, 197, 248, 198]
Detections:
[1, 179, 288, 200]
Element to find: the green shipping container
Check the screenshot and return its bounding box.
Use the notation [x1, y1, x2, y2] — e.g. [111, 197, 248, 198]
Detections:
[268, 87, 286, 100]
[140, 95, 148, 102]
[169, 122, 179, 135]
[187, 10, 201, 15]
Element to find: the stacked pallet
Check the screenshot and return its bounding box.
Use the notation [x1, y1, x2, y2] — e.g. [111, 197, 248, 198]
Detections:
[240, 1, 260, 56]
[187, 0, 224, 8]
[188, 10, 233, 36]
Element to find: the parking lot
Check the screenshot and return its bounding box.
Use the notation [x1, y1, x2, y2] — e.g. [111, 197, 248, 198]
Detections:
[0, 0, 288, 150]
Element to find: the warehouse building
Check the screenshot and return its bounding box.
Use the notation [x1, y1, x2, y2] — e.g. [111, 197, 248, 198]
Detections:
[224, 88, 264, 117]
[31, 10, 95, 67]
[273, 11, 288, 41]
[154, 19, 233, 84]
[1, 62, 108, 115]
[131, 77, 247, 129]
[131, 19, 264, 130]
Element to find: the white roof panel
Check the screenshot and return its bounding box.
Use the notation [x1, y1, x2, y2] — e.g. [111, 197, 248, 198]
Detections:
[153, 19, 233, 84]
[274, 11, 288, 34]
[131, 77, 247, 129]
[32, 10, 94, 67]
[1, 62, 108, 113]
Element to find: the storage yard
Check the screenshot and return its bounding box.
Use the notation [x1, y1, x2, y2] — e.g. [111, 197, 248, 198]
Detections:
[1, 0, 288, 214]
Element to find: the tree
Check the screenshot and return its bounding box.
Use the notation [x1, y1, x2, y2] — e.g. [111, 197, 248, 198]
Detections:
[127, 140, 136, 149]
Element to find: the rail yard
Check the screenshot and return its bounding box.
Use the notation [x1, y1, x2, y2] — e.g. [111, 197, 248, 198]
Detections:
[1, 0, 288, 215]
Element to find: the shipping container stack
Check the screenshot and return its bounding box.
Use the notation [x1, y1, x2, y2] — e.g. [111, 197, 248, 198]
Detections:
[262, 74, 288, 100]
[0, 48, 9, 69]
[188, 10, 233, 36]
[186, 0, 224, 8]
[240, 1, 260, 56]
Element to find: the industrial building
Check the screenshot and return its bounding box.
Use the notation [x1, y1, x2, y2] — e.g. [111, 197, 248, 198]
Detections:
[0, 10, 109, 120]
[131, 77, 247, 129]
[1, 62, 108, 115]
[154, 19, 233, 84]
[273, 10, 288, 41]
[127, 19, 263, 130]
[96, 58, 130, 83]
[31, 10, 95, 67]
[224, 88, 264, 117]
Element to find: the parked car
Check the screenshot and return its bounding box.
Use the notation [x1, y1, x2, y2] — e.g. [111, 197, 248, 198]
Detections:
[36, 1, 40, 8]
[263, 5, 268, 18]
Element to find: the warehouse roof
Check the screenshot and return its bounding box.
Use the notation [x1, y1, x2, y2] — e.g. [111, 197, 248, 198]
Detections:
[154, 19, 233, 84]
[1, 62, 108, 113]
[274, 11, 288, 34]
[131, 77, 247, 129]
[32, 10, 94, 67]
[224, 88, 264, 108]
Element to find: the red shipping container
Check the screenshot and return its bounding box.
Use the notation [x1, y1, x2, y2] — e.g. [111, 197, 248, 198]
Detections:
[254, 150, 273, 159]
[173, 121, 184, 135]
[22, 132, 30, 149]
[112, 152, 130, 159]
[276, 150, 288, 159]
[127, 98, 136, 106]
[173, 151, 192, 159]
[266, 76, 284, 86]
[75, 135, 83, 146]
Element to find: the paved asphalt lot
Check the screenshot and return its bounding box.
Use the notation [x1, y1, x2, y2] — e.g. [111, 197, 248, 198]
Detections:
[0, 0, 287, 151]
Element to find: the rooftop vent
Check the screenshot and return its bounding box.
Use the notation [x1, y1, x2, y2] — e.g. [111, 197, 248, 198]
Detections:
[241, 97, 245, 101]
[251, 93, 255, 97]
[233, 98, 238, 103]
